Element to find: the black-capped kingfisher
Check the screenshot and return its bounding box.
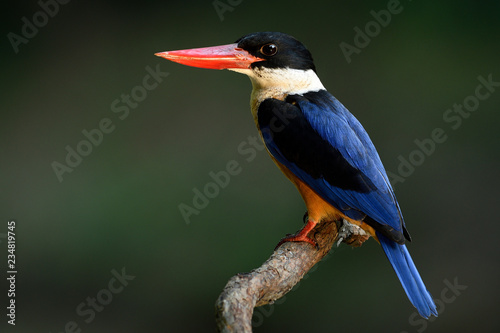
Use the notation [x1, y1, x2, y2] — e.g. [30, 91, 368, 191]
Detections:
[155, 32, 437, 318]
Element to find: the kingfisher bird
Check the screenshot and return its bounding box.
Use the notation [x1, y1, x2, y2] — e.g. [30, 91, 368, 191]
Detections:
[155, 31, 437, 318]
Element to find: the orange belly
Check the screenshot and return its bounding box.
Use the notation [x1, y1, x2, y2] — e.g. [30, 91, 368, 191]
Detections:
[272, 157, 376, 238]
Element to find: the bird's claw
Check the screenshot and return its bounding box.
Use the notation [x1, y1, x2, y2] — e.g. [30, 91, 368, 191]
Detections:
[274, 220, 318, 250]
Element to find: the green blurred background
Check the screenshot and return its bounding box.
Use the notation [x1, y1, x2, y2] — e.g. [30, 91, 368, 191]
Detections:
[2, 0, 499, 332]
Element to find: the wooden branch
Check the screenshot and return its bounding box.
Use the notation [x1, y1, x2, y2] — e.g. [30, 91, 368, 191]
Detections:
[215, 219, 368, 332]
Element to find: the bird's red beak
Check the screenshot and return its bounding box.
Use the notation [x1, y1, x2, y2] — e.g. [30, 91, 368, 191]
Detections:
[155, 43, 264, 70]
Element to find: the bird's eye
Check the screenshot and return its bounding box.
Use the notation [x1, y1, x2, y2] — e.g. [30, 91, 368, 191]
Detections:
[260, 43, 278, 56]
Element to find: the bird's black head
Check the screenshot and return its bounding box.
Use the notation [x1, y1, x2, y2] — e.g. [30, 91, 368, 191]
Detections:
[156, 32, 325, 114]
[155, 32, 323, 94]
[235, 32, 316, 73]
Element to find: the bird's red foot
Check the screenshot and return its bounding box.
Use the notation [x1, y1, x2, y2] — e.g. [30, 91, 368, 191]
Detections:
[275, 220, 318, 250]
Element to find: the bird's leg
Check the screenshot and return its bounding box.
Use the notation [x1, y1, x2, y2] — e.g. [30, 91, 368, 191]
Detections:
[275, 219, 318, 250]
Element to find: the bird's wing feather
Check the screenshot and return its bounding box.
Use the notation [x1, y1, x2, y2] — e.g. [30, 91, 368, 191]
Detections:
[258, 90, 407, 243]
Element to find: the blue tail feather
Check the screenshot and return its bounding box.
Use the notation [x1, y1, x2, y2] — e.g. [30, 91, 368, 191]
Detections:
[377, 232, 438, 318]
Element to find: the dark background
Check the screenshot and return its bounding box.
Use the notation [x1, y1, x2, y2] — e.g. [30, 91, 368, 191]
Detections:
[2, 0, 499, 332]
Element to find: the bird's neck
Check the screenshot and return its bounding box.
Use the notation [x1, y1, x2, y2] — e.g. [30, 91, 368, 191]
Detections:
[230, 67, 325, 124]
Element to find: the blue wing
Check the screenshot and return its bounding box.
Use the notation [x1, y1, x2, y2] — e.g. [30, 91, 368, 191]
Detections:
[258, 90, 408, 243]
[257, 89, 437, 318]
